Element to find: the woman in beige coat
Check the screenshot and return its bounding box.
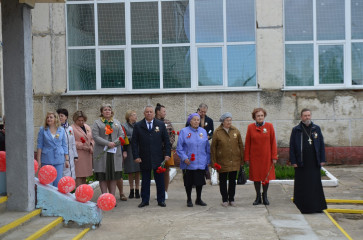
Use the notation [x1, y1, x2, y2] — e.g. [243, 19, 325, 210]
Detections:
[72, 110, 94, 187]
[92, 104, 126, 197]
[211, 112, 244, 207]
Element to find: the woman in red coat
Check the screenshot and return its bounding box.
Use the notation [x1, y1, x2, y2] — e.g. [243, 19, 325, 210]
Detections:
[244, 108, 277, 205]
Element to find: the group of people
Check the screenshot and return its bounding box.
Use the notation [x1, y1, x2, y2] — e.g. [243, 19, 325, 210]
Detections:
[36, 102, 327, 214]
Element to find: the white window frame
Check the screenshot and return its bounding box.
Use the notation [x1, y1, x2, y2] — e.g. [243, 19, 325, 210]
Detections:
[65, 0, 258, 95]
[283, 0, 363, 91]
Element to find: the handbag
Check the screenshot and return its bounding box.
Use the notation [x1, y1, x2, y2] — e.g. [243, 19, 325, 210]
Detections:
[237, 166, 247, 185]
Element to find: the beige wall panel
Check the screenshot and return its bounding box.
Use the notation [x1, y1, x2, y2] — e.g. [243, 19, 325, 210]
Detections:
[273, 120, 297, 147]
[112, 95, 149, 123]
[32, 4, 50, 33]
[57, 96, 78, 124]
[256, 0, 283, 27]
[316, 120, 350, 147]
[51, 4, 66, 35]
[334, 95, 362, 119]
[149, 94, 186, 123]
[296, 92, 335, 120]
[33, 97, 46, 127]
[350, 119, 363, 146]
[222, 92, 258, 121]
[53, 35, 67, 93]
[185, 93, 221, 123]
[76, 96, 115, 124]
[33, 35, 52, 94]
[256, 28, 283, 89]
[260, 91, 296, 120]
[231, 121, 251, 142]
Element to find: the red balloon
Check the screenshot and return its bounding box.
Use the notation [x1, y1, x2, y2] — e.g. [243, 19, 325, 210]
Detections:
[0, 151, 6, 172]
[38, 165, 57, 185]
[58, 176, 76, 194]
[97, 193, 116, 211]
[75, 184, 94, 203]
[34, 160, 39, 174]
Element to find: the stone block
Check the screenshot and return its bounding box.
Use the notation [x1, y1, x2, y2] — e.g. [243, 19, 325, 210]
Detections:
[350, 119, 363, 146]
[33, 97, 46, 126]
[53, 35, 67, 93]
[51, 4, 66, 34]
[256, 28, 284, 89]
[334, 94, 362, 119]
[36, 179, 102, 226]
[273, 120, 297, 147]
[149, 94, 186, 123]
[260, 91, 296, 120]
[295, 91, 335, 120]
[221, 92, 259, 121]
[315, 120, 350, 147]
[256, 0, 283, 27]
[32, 3, 50, 33]
[185, 93, 221, 124]
[33, 35, 52, 94]
[112, 95, 149, 123]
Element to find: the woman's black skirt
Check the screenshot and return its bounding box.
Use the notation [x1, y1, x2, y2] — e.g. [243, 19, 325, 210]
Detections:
[183, 169, 206, 187]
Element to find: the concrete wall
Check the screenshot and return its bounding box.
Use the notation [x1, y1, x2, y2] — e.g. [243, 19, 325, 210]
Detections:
[1, 1, 363, 164]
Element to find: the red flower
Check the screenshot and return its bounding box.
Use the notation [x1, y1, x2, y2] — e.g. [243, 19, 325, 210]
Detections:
[190, 153, 196, 161]
[214, 163, 222, 171]
[262, 180, 269, 186]
[80, 137, 86, 143]
[177, 131, 180, 135]
[172, 130, 176, 134]
[119, 137, 125, 146]
[156, 166, 166, 174]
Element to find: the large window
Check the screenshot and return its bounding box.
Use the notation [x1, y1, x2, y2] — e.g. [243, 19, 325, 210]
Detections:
[284, 0, 363, 89]
[66, 0, 256, 93]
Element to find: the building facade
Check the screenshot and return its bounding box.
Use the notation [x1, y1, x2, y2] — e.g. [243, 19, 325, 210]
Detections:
[1, 0, 363, 164]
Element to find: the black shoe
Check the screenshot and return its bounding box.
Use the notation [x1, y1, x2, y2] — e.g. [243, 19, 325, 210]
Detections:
[135, 189, 140, 199]
[138, 202, 149, 208]
[262, 192, 269, 205]
[187, 200, 193, 207]
[195, 199, 207, 206]
[129, 189, 135, 199]
[158, 202, 166, 207]
[253, 194, 262, 205]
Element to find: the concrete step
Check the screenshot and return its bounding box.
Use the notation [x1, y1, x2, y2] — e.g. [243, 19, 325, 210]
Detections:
[47, 227, 90, 240]
[1, 215, 61, 239]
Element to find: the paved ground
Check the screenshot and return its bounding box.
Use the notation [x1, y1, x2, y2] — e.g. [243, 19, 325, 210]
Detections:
[84, 165, 363, 240]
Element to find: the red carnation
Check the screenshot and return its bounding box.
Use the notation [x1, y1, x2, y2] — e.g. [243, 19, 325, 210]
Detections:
[214, 163, 221, 171]
[172, 130, 176, 134]
[119, 137, 125, 146]
[80, 137, 86, 143]
[191, 153, 195, 157]
[177, 131, 180, 135]
[262, 180, 269, 186]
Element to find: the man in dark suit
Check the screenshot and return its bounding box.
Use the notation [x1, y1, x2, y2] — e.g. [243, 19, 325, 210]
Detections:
[132, 105, 171, 208]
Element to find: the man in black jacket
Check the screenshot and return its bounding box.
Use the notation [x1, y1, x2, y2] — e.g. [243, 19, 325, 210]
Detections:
[186, 103, 214, 139]
[132, 105, 171, 208]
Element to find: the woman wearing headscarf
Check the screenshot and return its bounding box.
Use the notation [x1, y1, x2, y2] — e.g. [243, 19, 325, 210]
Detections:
[244, 108, 277, 205]
[211, 113, 244, 207]
[177, 113, 210, 207]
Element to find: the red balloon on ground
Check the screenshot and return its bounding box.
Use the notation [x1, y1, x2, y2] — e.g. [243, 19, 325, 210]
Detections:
[38, 165, 57, 185]
[58, 176, 76, 194]
[0, 151, 6, 172]
[75, 184, 94, 203]
[34, 160, 39, 174]
[97, 193, 116, 211]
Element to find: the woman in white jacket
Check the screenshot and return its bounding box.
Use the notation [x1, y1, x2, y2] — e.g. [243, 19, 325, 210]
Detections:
[57, 108, 78, 179]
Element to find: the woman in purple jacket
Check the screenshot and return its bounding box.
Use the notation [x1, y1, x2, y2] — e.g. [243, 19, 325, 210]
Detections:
[177, 113, 210, 207]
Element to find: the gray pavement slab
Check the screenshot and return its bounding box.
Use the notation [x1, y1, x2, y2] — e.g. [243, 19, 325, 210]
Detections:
[83, 166, 363, 240]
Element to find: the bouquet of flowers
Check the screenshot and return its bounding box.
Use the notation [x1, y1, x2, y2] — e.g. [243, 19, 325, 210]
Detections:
[156, 160, 167, 174]
[262, 164, 273, 185]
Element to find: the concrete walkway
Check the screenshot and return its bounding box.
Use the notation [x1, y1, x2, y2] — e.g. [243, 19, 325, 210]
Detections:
[84, 165, 363, 240]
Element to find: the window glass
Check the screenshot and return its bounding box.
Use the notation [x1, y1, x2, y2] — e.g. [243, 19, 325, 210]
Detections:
[227, 45, 256, 87]
[198, 47, 223, 86]
[101, 50, 125, 88]
[285, 44, 314, 86]
[131, 2, 159, 45]
[226, 0, 255, 42]
[316, 0, 345, 40]
[284, 0, 313, 41]
[352, 43, 363, 85]
[352, 0, 363, 39]
[67, 4, 95, 46]
[132, 48, 160, 89]
[162, 1, 190, 44]
[195, 0, 223, 43]
[68, 49, 96, 90]
[98, 3, 125, 45]
[319, 45, 344, 84]
[163, 47, 191, 88]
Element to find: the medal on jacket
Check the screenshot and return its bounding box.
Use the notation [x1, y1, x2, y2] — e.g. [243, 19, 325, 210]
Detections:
[55, 134, 59, 139]
[233, 133, 237, 138]
[205, 122, 208, 126]
[263, 128, 267, 133]
[155, 126, 160, 132]
[314, 132, 318, 139]
[199, 133, 203, 139]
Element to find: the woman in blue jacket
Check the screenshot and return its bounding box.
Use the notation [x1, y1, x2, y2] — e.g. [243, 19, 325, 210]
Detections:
[177, 113, 210, 207]
[37, 111, 69, 187]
